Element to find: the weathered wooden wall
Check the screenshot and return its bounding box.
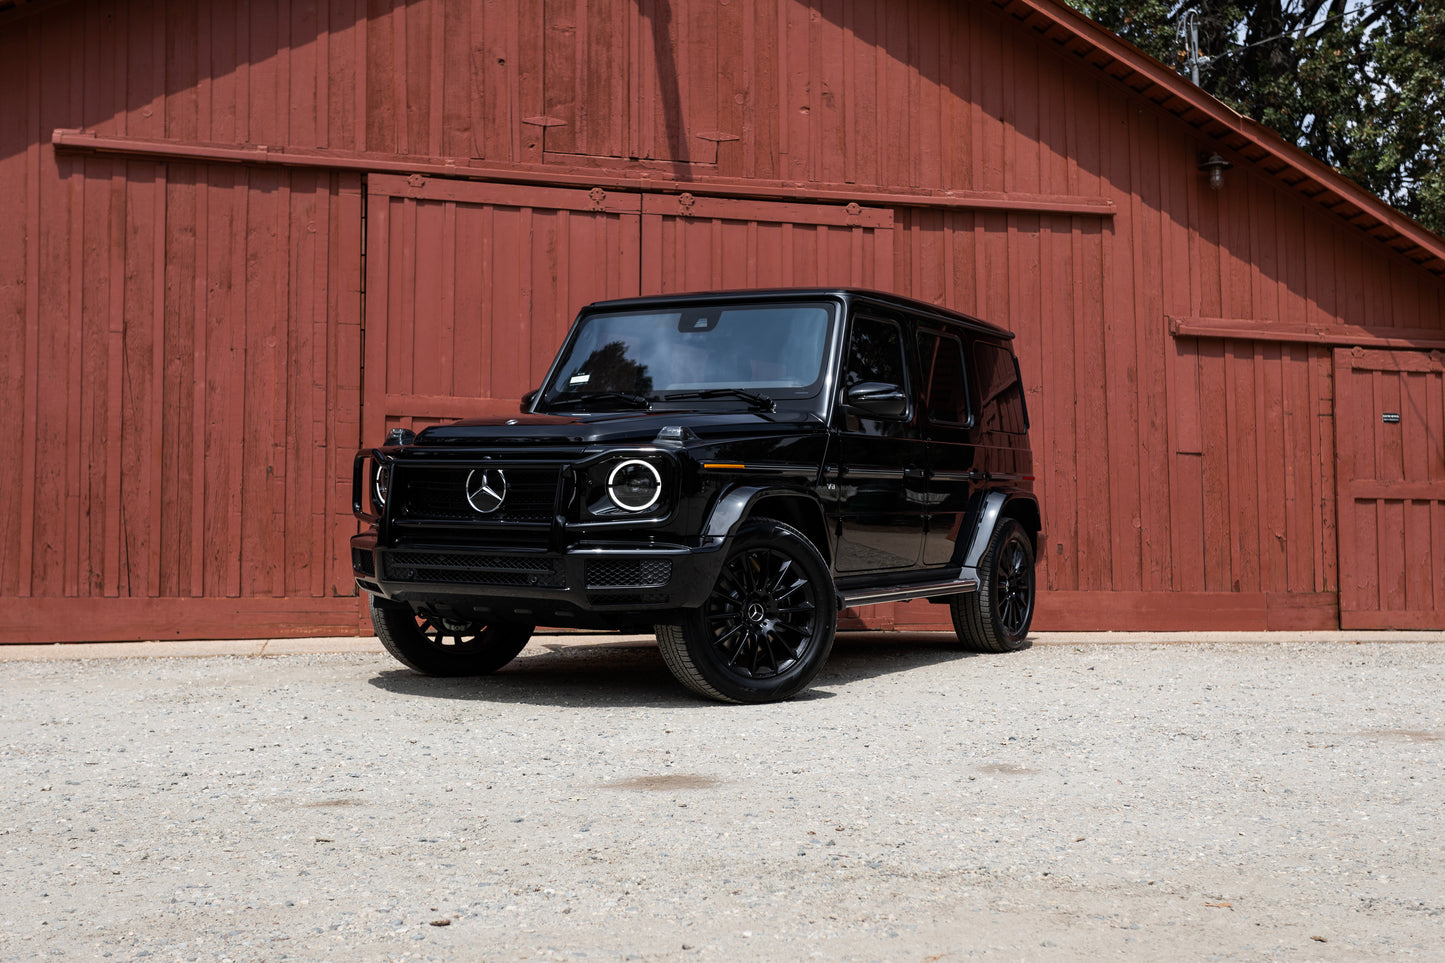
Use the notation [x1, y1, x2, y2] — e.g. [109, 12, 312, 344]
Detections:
[2, 0, 1442, 641]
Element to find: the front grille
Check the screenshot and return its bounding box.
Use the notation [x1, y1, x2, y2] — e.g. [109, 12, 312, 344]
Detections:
[585, 559, 673, 588]
[394, 464, 561, 524]
[385, 552, 565, 588]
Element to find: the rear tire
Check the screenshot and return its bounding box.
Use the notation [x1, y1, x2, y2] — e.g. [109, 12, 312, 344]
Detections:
[951, 518, 1035, 653]
[656, 520, 837, 703]
[370, 596, 533, 676]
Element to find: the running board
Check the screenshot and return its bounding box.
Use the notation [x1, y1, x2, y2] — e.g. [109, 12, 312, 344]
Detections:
[840, 576, 979, 607]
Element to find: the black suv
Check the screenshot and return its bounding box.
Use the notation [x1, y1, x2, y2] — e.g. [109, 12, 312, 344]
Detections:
[352, 288, 1039, 703]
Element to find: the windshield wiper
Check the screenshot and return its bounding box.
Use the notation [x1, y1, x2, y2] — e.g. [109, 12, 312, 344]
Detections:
[657, 388, 776, 412]
[545, 390, 653, 411]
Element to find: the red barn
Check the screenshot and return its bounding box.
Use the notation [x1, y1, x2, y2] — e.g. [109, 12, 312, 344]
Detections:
[2, 0, 1443, 643]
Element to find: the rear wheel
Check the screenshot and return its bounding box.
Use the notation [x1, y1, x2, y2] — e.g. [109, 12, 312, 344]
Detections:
[951, 518, 1035, 653]
[370, 596, 534, 676]
[656, 520, 837, 703]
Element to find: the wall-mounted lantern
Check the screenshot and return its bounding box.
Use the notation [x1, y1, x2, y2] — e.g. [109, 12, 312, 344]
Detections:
[1199, 152, 1233, 191]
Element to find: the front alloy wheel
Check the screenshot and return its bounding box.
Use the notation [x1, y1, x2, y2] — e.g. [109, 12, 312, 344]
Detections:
[656, 519, 837, 703]
[371, 596, 534, 676]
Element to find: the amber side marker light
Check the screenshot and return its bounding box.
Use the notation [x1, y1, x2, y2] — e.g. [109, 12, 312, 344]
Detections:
[703, 463, 747, 470]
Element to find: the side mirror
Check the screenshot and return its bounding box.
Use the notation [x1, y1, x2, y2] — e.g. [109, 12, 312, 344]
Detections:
[844, 382, 909, 419]
[520, 389, 538, 413]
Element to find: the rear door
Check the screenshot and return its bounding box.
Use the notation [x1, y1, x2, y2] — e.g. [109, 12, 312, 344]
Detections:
[916, 327, 981, 568]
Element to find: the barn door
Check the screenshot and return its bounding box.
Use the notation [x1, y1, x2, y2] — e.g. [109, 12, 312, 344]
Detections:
[1333, 348, 1445, 629]
[364, 176, 894, 444]
[362, 175, 643, 445]
[361, 178, 898, 629]
[640, 193, 894, 292]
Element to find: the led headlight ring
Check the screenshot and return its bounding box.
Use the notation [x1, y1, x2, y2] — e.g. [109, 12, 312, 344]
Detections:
[606, 459, 663, 512]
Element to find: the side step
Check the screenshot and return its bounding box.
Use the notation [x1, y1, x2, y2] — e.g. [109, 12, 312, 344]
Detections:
[840, 575, 978, 607]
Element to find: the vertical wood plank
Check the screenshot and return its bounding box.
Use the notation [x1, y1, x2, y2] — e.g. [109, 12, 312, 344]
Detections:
[438, 0, 469, 157]
[331, 172, 365, 596]
[63, 161, 86, 598]
[366, 0, 396, 154]
[190, 168, 210, 597]
[517, 0, 544, 163]
[1101, 98, 1139, 591]
[1332, 350, 1359, 617]
[1042, 216, 1077, 590]
[18, 25, 42, 596]
[148, 163, 167, 598]
[103, 160, 127, 596]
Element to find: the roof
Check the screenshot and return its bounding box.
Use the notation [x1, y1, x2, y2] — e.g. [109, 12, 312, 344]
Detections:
[582, 288, 1018, 340]
[990, 0, 1445, 277]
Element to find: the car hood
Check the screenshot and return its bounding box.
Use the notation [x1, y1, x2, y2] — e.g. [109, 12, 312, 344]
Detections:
[411, 408, 826, 447]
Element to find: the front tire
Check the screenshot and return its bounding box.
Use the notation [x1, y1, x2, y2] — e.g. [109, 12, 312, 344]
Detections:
[370, 596, 534, 676]
[656, 520, 837, 703]
[951, 518, 1036, 653]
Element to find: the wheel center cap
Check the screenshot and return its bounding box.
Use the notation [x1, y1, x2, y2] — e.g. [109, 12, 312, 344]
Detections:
[745, 601, 767, 624]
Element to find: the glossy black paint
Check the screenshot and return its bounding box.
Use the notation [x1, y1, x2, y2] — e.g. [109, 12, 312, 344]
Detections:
[351, 288, 1038, 632]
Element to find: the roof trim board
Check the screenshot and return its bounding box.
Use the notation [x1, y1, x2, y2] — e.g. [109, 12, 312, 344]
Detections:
[994, 0, 1445, 277]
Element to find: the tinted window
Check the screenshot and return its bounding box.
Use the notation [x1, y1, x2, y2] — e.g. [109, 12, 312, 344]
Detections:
[845, 316, 908, 389]
[974, 341, 1028, 434]
[917, 330, 970, 424]
[541, 302, 835, 405]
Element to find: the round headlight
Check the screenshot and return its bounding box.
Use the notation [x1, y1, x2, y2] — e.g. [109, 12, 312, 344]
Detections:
[606, 460, 662, 512]
[372, 463, 392, 510]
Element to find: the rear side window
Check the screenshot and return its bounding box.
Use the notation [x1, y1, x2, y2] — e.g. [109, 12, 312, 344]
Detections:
[974, 341, 1029, 434]
[917, 330, 971, 425]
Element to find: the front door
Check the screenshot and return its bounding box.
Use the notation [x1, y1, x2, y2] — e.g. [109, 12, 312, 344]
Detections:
[832, 313, 928, 573]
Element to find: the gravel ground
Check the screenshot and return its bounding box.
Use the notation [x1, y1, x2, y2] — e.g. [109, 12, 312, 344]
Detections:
[1, 635, 1442, 962]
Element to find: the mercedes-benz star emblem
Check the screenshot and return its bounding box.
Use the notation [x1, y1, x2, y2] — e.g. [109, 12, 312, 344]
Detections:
[465, 468, 508, 514]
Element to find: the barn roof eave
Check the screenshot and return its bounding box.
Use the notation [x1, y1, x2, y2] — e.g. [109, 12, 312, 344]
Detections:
[993, 0, 1445, 278]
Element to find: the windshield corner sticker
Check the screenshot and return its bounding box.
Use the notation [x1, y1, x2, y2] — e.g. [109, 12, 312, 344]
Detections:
[568, 374, 591, 386]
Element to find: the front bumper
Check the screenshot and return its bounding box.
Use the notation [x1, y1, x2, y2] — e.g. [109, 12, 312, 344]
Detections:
[350, 532, 727, 626]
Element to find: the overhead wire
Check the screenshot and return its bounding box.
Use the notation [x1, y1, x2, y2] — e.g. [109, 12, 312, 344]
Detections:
[1200, 0, 1402, 63]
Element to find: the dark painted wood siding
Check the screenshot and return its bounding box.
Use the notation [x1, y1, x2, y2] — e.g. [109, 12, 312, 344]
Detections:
[2, 0, 1443, 640]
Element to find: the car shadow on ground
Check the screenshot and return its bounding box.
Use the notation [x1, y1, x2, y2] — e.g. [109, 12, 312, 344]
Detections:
[366, 631, 1004, 708]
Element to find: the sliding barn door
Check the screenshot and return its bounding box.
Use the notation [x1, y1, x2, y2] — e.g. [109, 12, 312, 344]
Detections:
[362, 175, 643, 445]
[364, 175, 894, 445]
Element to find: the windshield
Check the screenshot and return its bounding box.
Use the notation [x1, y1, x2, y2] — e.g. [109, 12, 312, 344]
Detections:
[539, 301, 836, 409]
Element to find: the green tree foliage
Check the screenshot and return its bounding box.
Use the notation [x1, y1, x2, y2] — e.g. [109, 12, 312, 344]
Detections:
[1069, 0, 1445, 236]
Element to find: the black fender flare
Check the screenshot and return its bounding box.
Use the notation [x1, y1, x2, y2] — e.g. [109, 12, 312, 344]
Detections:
[960, 491, 1040, 571]
[702, 485, 831, 547]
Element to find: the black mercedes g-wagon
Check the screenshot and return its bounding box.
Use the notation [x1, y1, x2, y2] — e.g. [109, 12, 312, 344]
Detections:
[352, 288, 1040, 703]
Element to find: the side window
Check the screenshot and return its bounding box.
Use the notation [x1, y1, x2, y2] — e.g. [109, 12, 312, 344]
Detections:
[973, 341, 1029, 434]
[917, 330, 971, 425]
[844, 316, 908, 390]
